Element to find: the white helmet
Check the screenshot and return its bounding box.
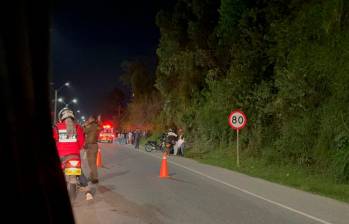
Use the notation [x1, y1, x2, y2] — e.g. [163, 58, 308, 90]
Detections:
[58, 107, 75, 122]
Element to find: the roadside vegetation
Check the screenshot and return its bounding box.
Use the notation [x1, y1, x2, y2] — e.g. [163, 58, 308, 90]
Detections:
[118, 0, 349, 202]
[186, 149, 349, 202]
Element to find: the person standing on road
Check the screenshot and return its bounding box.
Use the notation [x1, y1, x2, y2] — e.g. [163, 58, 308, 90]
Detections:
[175, 128, 185, 156]
[53, 108, 93, 200]
[165, 129, 178, 155]
[122, 131, 127, 144]
[131, 130, 135, 146]
[128, 131, 133, 144]
[117, 132, 122, 144]
[83, 115, 101, 184]
[134, 129, 141, 149]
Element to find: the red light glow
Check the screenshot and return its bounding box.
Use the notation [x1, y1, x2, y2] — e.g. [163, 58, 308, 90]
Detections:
[65, 159, 81, 168]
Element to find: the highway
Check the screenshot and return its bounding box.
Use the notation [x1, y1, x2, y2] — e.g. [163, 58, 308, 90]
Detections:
[72, 143, 349, 224]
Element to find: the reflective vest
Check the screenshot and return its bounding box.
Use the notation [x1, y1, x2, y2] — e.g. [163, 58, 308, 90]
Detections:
[53, 122, 85, 157]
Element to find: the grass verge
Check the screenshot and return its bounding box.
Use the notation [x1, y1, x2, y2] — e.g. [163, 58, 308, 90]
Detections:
[186, 149, 349, 203]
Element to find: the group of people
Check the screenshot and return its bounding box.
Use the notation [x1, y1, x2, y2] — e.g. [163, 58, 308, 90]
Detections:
[164, 128, 185, 156]
[117, 127, 185, 155]
[52, 107, 186, 200]
[117, 129, 147, 149]
[52, 107, 101, 201]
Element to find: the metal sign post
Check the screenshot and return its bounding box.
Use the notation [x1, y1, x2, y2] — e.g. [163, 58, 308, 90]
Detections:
[228, 110, 247, 168]
[236, 129, 240, 167]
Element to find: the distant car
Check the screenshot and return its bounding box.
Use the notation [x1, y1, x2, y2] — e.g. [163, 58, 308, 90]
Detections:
[98, 124, 114, 143]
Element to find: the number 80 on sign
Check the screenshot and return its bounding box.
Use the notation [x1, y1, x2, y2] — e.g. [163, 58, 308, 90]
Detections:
[228, 110, 247, 130]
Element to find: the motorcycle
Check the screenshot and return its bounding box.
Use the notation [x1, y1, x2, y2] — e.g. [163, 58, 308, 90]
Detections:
[145, 140, 165, 152]
[145, 134, 176, 154]
[61, 155, 82, 200]
[145, 135, 166, 152]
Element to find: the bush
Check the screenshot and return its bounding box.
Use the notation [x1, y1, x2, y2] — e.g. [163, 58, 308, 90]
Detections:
[332, 145, 349, 183]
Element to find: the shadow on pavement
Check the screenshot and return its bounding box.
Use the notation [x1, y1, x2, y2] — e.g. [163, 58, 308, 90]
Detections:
[73, 185, 164, 224]
[101, 170, 130, 181]
[98, 185, 164, 224]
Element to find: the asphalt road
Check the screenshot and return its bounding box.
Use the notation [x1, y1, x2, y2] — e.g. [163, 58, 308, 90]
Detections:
[72, 143, 349, 224]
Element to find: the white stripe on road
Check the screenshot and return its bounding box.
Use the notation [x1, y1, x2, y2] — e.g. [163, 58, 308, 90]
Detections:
[141, 150, 333, 224]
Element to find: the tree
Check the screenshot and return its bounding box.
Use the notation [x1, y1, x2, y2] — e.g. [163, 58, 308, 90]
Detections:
[122, 0, 349, 183]
[120, 60, 156, 99]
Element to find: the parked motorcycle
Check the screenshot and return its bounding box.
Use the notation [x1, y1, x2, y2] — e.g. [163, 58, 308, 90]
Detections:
[145, 140, 165, 152]
[145, 134, 166, 152]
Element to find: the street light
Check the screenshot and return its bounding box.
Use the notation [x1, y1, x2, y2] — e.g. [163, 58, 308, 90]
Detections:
[53, 81, 71, 124]
[60, 98, 78, 108]
[58, 97, 63, 103]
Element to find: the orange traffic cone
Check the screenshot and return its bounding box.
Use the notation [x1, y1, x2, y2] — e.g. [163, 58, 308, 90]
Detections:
[96, 148, 103, 168]
[159, 153, 169, 178]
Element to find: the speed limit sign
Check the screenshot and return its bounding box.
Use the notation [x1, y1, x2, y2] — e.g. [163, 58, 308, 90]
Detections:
[228, 110, 247, 130]
[228, 110, 247, 167]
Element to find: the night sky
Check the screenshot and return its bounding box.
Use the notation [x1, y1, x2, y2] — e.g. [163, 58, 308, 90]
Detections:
[51, 0, 173, 117]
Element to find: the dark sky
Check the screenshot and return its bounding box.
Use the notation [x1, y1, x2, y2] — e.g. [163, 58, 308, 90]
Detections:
[51, 0, 173, 118]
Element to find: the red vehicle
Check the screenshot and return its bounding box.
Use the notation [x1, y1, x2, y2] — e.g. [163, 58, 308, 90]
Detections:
[98, 123, 115, 143]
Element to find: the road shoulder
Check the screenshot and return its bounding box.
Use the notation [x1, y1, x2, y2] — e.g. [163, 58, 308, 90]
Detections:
[129, 145, 349, 224]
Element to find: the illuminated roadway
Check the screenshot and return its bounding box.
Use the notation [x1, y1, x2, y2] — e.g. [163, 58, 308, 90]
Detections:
[72, 143, 349, 224]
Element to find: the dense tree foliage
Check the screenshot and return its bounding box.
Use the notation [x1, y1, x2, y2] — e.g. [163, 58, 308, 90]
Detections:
[122, 0, 349, 183]
[119, 61, 163, 130]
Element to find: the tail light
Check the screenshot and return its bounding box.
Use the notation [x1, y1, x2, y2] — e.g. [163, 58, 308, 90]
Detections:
[65, 159, 81, 168]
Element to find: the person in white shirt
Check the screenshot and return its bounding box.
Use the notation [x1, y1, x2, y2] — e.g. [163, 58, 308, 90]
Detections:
[173, 128, 184, 156]
[128, 131, 133, 144]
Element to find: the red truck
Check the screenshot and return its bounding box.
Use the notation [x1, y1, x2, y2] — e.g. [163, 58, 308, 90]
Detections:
[98, 123, 114, 143]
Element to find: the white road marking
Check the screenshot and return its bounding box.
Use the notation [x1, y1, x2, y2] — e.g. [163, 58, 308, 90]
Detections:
[140, 150, 333, 224]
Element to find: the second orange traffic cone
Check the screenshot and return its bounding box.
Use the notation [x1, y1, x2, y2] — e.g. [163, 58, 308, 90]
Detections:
[96, 148, 103, 168]
[159, 153, 169, 178]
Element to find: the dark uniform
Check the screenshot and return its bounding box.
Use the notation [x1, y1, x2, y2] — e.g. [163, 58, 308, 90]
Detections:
[84, 121, 100, 183]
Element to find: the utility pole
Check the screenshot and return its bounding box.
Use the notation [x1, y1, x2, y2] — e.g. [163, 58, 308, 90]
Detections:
[52, 82, 70, 124]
